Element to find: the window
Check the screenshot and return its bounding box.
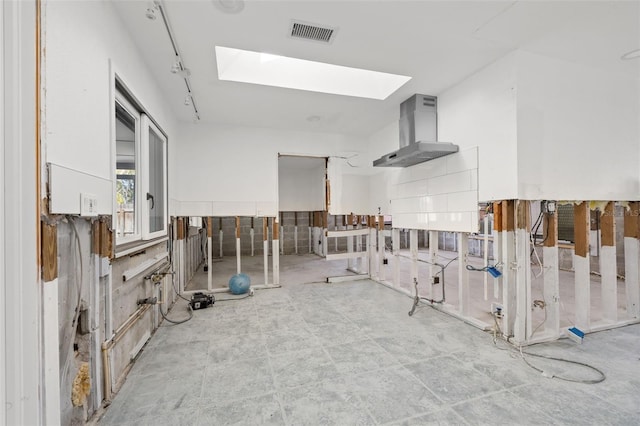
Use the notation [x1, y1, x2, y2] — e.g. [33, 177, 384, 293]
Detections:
[114, 85, 168, 248]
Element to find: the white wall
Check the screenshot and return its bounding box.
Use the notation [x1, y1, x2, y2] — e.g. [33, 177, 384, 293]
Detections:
[278, 156, 326, 211]
[173, 122, 365, 217]
[516, 51, 640, 200]
[438, 52, 519, 202]
[43, 0, 177, 214]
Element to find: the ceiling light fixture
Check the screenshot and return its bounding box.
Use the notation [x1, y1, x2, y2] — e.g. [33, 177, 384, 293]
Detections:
[621, 48, 640, 60]
[213, 0, 245, 14]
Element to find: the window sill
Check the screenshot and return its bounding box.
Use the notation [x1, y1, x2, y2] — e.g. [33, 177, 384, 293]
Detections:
[115, 236, 169, 258]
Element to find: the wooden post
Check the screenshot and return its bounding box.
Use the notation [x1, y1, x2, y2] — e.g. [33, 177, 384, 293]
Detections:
[42, 222, 57, 282]
[624, 202, 640, 318]
[600, 202, 617, 322]
[458, 232, 470, 316]
[514, 200, 531, 342]
[543, 210, 560, 337]
[574, 201, 591, 330]
[263, 217, 269, 285]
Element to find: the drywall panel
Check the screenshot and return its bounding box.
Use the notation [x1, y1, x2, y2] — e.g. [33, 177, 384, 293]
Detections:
[43, 1, 177, 200]
[174, 123, 364, 217]
[516, 51, 640, 200]
[438, 52, 518, 202]
[279, 157, 325, 211]
[49, 163, 112, 215]
[389, 148, 479, 232]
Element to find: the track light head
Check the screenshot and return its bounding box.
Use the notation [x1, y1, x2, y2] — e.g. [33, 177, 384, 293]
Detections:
[184, 95, 191, 106]
[170, 60, 181, 74]
[145, 5, 158, 20]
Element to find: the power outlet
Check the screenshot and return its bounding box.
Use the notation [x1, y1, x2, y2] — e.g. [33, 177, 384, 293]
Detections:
[80, 193, 98, 217]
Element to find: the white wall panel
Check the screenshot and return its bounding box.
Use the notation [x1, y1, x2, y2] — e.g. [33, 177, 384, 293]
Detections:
[279, 157, 325, 211]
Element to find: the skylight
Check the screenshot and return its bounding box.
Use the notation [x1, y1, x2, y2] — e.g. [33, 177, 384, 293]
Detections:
[215, 46, 411, 100]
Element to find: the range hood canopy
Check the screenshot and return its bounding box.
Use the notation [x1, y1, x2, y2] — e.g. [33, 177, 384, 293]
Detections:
[373, 94, 458, 167]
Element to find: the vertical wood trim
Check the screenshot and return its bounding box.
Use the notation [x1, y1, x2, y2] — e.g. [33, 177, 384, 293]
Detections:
[273, 219, 280, 240]
[176, 217, 185, 240]
[601, 202, 615, 247]
[493, 202, 503, 232]
[624, 202, 639, 238]
[502, 200, 515, 232]
[263, 217, 268, 241]
[206, 217, 213, 238]
[41, 222, 57, 282]
[235, 216, 240, 239]
[574, 202, 590, 257]
[543, 211, 558, 247]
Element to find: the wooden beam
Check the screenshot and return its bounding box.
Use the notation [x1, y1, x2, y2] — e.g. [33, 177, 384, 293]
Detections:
[263, 217, 268, 241]
[543, 211, 558, 247]
[493, 202, 503, 232]
[516, 200, 530, 230]
[177, 217, 185, 240]
[206, 217, 213, 238]
[574, 202, 590, 257]
[501, 200, 515, 232]
[601, 202, 615, 247]
[41, 222, 57, 282]
[624, 202, 640, 239]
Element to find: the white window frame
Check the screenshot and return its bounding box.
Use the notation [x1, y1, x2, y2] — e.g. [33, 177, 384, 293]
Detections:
[140, 114, 168, 240]
[114, 93, 141, 245]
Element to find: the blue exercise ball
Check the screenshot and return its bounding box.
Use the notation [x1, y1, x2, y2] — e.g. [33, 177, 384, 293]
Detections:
[229, 273, 251, 295]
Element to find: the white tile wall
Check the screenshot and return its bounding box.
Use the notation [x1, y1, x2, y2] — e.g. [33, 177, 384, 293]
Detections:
[390, 147, 479, 232]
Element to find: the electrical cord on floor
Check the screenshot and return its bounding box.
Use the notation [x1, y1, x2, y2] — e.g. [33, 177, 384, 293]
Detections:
[159, 302, 193, 325]
[490, 312, 606, 384]
[216, 293, 252, 302]
[518, 346, 606, 384]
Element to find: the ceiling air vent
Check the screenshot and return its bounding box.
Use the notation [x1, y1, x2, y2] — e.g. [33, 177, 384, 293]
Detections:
[289, 20, 337, 43]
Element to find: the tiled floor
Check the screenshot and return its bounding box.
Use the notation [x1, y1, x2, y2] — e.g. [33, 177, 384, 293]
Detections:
[99, 279, 640, 425]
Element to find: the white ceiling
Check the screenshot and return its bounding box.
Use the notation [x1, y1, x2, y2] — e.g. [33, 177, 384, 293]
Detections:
[113, 0, 640, 137]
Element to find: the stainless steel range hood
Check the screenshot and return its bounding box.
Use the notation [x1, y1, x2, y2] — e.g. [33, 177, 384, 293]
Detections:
[373, 94, 458, 167]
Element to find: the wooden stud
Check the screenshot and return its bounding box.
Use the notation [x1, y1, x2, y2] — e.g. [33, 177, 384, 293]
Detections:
[624, 202, 640, 239]
[493, 202, 503, 232]
[207, 217, 213, 238]
[263, 217, 268, 241]
[378, 215, 384, 231]
[502, 200, 515, 232]
[323, 211, 328, 229]
[273, 219, 280, 240]
[516, 200, 530, 230]
[92, 220, 100, 255]
[177, 217, 185, 240]
[219, 217, 223, 231]
[601, 202, 615, 248]
[41, 222, 57, 282]
[574, 202, 590, 257]
[543, 211, 558, 247]
[235, 216, 241, 239]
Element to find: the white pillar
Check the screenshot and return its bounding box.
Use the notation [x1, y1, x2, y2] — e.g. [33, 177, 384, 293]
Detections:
[294, 226, 298, 254]
[458, 233, 470, 316]
[273, 219, 280, 285]
[392, 228, 400, 288]
[347, 217, 354, 270]
[219, 230, 224, 258]
[543, 245, 560, 336]
[483, 215, 489, 300]
[378, 227, 386, 282]
[207, 235, 213, 291]
[624, 237, 640, 318]
[250, 228, 255, 257]
[370, 225, 377, 279]
[428, 231, 439, 300]
[601, 245, 618, 323]
[410, 229, 418, 283]
[514, 224, 531, 342]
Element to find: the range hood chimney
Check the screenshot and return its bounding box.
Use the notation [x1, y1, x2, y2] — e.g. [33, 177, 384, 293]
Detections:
[373, 94, 458, 167]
